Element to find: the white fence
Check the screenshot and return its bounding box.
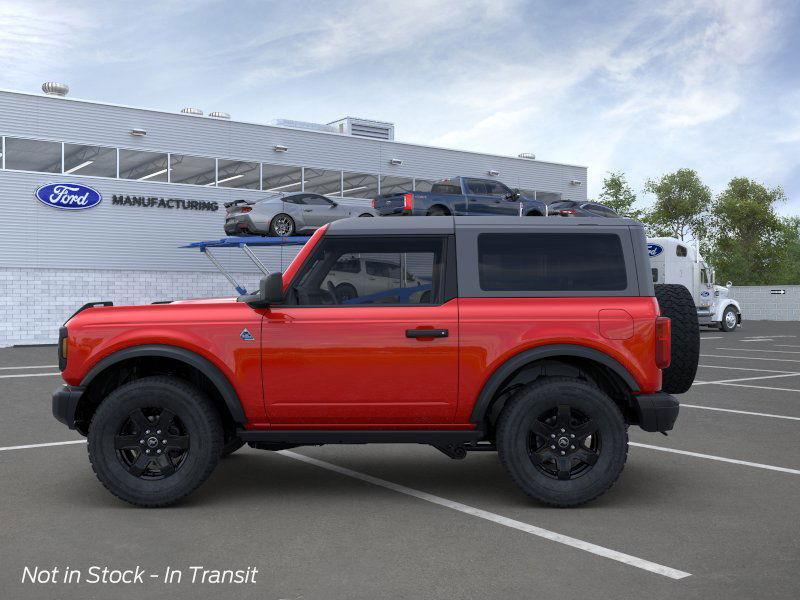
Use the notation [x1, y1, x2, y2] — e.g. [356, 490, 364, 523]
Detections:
[730, 286, 800, 321]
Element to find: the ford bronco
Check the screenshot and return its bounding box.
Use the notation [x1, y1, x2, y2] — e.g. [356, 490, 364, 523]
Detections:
[52, 217, 699, 507]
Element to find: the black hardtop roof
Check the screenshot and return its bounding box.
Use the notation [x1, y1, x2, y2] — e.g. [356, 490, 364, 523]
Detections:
[325, 216, 643, 236]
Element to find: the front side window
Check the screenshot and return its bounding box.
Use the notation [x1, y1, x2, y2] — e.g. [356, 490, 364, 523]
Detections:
[484, 181, 512, 197]
[478, 233, 627, 292]
[303, 194, 334, 206]
[290, 237, 444, 306]
[431, 180, 462, 195]
[4, 138, 61, 173]
[119, 149, 168, 182]
[465, 179, 490, 195]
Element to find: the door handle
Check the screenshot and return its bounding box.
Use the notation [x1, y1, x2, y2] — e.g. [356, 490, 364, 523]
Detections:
[303, 208, 313, 212]
[406, 328, 448, 338]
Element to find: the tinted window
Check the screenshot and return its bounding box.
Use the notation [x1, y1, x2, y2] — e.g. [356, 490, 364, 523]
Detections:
[292, 237, 444, 306]
[304, 194, 333, 206]
[676, 245, 688, 257]
[465, 179, 490, 195]
[284, 195, 306, 205]
[652, 268, 659, 283]
[119, 149, 168, 182]
[431, 180, 462, 194]
[484, 181, 512, 197]
[587, 205, 618, 217]
[478, 233, 627, 291]
[5, 138, 61, 173]
[64, 144, 117, 177]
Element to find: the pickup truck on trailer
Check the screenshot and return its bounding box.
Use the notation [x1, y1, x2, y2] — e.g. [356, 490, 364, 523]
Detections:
[52, 217, 698, 508]
[372, 177, 547, 217]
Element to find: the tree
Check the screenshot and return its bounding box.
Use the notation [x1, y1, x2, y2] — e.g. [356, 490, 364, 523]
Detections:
[706, 177, 793, 285]
[642, 169, 711, 241]
[598, 171, 641, 219]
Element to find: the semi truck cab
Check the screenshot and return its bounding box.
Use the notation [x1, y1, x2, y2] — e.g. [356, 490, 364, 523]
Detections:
[648, 237, 742, 332]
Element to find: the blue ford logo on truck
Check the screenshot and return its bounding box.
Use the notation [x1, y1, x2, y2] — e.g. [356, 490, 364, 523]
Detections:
[35, 183, 102, 210]
[647, 243, 663, 257]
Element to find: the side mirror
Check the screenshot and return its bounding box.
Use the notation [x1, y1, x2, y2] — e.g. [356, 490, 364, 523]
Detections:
[238, 272, 283, 308]
[726, 281, 732, 288]
[330, 201, 338, 208]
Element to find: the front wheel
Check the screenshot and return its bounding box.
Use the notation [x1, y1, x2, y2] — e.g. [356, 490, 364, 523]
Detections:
[87, 376, 223, 507]
[497, 377, 628, 507]
[719, 306, 738, 332]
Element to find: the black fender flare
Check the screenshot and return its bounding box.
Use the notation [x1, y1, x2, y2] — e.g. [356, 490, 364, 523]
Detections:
[81, 344, 246, 424]
[469, 344, 640, 424]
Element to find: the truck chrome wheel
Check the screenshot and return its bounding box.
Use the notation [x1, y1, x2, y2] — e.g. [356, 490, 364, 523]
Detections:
[114, 408, 189, 479]
[722, 308, 738, 331]
[528, 405, 600, 480]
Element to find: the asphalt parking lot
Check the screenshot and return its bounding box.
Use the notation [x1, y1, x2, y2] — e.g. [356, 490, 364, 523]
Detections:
[1, 321, 799, 600]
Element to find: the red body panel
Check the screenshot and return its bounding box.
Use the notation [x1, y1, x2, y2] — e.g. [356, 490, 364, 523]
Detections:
[454, 297, 662, 423]
[62, 302, 266, 422]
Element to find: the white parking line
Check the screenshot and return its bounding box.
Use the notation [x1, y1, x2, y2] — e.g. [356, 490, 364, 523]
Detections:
[776, 344, 800, 349]
[715, 382, 800, 394]
[0, 365, 59, 370]
[0, 372, 61, 379]
[692, 373, 800, 385]
[681, 404, 800, 421]
[698, 364, 798, 374]
[630, 443, 800, 475]
[715, 348, 800, 355]
[278, 450, 691, 579]
[0, 440, 86, 452]
[702, 354, 800, 364]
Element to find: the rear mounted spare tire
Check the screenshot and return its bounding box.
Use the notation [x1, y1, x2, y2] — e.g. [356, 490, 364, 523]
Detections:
[655, 284, 699, 394]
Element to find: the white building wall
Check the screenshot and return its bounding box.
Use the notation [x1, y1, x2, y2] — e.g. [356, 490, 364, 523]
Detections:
[730, 286, 800, 322]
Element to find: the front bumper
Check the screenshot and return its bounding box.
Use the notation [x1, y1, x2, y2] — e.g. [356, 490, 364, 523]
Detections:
[52, 385, 84, 430]
[633, 392, 679, 433]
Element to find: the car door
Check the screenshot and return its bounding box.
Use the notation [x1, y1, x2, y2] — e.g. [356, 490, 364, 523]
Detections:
[299, 194, 346, 227]
[465, 179, 517, 215]
[261, 234, 459, 425]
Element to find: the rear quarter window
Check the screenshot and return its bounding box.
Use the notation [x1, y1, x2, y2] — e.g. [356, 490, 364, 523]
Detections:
[477, 233, 628, 292]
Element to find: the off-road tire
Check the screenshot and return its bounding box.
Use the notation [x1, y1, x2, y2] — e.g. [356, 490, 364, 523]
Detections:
[497, 377, 628, 507]
[269, 213, 295, 237]
[655, 283, 699, 394]
[719, 306, 738, 332]
[87, 376, 223, 507]
[220, 438, 245, 457]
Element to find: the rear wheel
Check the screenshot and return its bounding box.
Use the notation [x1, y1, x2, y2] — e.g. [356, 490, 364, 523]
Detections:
[426, 206, 449, 216]
[87, 376, 223, 507]
[497, 377, 628, 507]
[269, 214, 295, 237]
[719, 306, 738, 332]
[655, 284, 700, 393]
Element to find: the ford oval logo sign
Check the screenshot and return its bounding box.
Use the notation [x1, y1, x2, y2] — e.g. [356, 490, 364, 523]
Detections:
[701, 290, 710, 297]
[35, 183, 102, 210]
[647, 243, 663, 257]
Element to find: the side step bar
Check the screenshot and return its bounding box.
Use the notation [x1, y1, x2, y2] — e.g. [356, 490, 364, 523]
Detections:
[237, 429, 485, 446]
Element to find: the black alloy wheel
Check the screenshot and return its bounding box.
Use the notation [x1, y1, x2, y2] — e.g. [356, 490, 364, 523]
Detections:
[527, 404, 600, 481]
[114, 407, 189, 479]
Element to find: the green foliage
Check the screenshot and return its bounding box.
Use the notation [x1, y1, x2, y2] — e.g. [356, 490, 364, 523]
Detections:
[642, 169, 711, 241]
[706, 178, 794, 285]
[598, 171, 641, 219]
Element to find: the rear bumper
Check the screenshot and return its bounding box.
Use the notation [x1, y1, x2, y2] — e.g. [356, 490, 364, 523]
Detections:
[633, 392, 679, 433]
[52, 385, 84, 430]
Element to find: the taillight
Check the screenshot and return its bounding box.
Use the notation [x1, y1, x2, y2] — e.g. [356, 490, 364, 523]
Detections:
[371, 198, 377, 209]
[403, 193, 414, 212]
[240, 207, 252, 213]
[655, 317, 671, 369]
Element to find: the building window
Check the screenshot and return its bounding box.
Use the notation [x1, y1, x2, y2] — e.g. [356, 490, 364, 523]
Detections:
[304, 168, 342, 196]
[341, 171, 379, 198]
[414, 178, 436, 192]
[119, 149, 169, 182]
[262, 163, 302, 193]
[170, 154, 216, 186]
[63, 144, 117, 177]
[217, 159, 260, 189]
[379, 175, 413, 195]
[4, 138, 61, 173]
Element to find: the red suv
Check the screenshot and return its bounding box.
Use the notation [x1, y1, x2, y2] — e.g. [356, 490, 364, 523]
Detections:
[52, 217, 698, 507]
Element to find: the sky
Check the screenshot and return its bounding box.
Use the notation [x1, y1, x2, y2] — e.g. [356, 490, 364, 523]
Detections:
[1, 0, 799, 213]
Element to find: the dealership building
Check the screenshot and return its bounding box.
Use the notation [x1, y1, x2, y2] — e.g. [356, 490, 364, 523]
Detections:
[0, 85, 587, 347]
